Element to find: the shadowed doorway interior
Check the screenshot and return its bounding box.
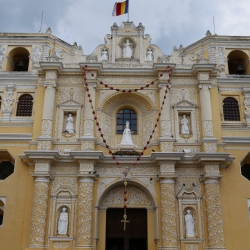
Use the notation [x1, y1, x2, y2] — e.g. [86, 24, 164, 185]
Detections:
[106, 208, 147, 250]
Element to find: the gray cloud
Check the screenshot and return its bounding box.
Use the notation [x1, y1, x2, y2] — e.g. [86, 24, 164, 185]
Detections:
[0, 0, 249, 55]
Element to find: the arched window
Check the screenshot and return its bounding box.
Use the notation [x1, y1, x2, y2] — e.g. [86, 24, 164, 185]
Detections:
[16, 94, 33, 116]
[223, 97, 240, 121]
[6, 47, 30, 72]
[117, 108, 137, 134]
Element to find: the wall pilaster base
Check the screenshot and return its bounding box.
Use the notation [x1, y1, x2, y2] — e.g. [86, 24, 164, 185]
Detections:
[205, 248, 226, 250]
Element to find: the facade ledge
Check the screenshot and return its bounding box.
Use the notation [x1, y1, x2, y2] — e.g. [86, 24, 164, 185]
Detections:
[0, 133, 32, 141]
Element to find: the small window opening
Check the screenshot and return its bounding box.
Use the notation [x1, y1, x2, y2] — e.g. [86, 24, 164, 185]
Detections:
[117, 109, 137, 134]
[0, 161, 14, 180]
[223, 97, 240, 121]
[16, 94, 33, 116]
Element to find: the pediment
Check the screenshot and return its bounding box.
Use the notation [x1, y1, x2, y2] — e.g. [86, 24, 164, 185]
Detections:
[58, 99, 82, 107]
[177, 186, 201, 199]
[173, 100, 197, 108]
[117, 22, 141, 33]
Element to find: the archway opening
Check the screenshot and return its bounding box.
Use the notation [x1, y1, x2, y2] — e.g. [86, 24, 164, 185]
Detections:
[106, 208, 147, 250]
[6, 47, 30, 71]
[227, 50, 249, 75]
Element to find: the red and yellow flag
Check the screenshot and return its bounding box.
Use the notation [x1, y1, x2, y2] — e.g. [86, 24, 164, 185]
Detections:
[112, 0, 129, 16]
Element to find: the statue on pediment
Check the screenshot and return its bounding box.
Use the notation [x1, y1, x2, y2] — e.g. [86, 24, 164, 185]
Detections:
[146, 49, 153, 61]
[123, 39, 133, 58]
[101, 49, 109, 61]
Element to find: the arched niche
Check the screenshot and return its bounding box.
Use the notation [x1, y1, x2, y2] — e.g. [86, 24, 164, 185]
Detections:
[6, 47, 30, 71]
[49, 177, 78, 238]
[97, 92, 157, 149]
[227, 50, 249, 75]
[95, 180, 159, 243]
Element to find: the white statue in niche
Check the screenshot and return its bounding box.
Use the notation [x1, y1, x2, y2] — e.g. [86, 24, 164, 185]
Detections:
[101, 49, 108, 61]
[185, 210, 195, 237]
[146, 49, 153, 61]
[65, 113, 75, 133]
[123, 39, 133, 58]
[181, 115, 190, 134]
[121, 121, 134, 145]
[118, 121, 137, 150]
[58, 207, 69, 235]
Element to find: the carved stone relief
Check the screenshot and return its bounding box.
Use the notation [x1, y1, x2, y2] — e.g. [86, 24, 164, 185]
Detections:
[31, 46, 42, 71]
[53, 242, 70, 249]
[97, 177, 118, 198]
[101, 185, 152, 206]
[0, 45, 6, 69]
[176, 177, 201, 194]
[174, 146, 201, 157]
[51, 164, 78, 176]
[2, 88, 14, 112]
[76, 181, 94, 245]
[42, 119, 53, 136]
[53, 145, 81, 154]
[38, 141, 50, 151]
[205, 183, 225, 248]
[52, 177, 78, 196]
[160, 182, 177, 247]
[202, 120, 213, 137]
[29, 181, 49, 245]
[185, 244, 199, 250]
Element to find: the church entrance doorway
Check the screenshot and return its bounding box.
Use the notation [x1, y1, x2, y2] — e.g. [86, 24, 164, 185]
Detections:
[106, 208, 147, 250]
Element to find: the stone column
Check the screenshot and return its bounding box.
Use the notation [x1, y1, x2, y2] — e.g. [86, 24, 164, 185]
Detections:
[111, 23, 118, 63]
[159, 162, 178, 250]
[203, 164, 226, 250]
[2, 84, 15, 121]
[29, 161, 51, 248]
[158, 81, 174, 152]
[198, 74, 217, 153]
[75, 160, 95, 250]
[42, 44, 50, 61]
[76, 177, 94, 250]
[81, 81, 96, 151]
[38, 70, 58, 150]
[243, 88, 250, 127]
[138, 22, 144, 64]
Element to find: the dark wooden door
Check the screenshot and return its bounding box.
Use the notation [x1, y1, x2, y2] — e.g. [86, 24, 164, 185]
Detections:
[106, 208, 147, 250]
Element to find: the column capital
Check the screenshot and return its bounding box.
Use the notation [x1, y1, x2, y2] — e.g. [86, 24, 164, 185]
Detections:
[158, 83, 171, 90]
[199, 83, 212, 90]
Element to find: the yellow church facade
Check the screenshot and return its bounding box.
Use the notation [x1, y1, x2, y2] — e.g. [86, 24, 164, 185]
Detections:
[0, 22, 250, 250]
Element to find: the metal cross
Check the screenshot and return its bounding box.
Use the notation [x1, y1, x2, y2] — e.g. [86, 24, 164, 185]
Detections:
[121, 214, 129, 231]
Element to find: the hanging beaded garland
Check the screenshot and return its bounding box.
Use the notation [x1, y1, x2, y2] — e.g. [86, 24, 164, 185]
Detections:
[82, 65, 172, 230]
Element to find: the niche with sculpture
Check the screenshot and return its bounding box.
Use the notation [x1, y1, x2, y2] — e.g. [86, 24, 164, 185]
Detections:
[101, 48, 109, 61]
[49, 177, 78, 238]
[177, 185, 203, 240]
[179, 113, 191, 136]
[118, 37, 136, 59]
[57, 206, 69, 236]
[55, 96, 82, 141]
[146, 47, 154, 62]
[173, 99, 198, 143]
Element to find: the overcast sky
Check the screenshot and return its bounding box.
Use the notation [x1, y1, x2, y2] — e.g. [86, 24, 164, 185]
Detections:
[0, 0, 250, 55]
